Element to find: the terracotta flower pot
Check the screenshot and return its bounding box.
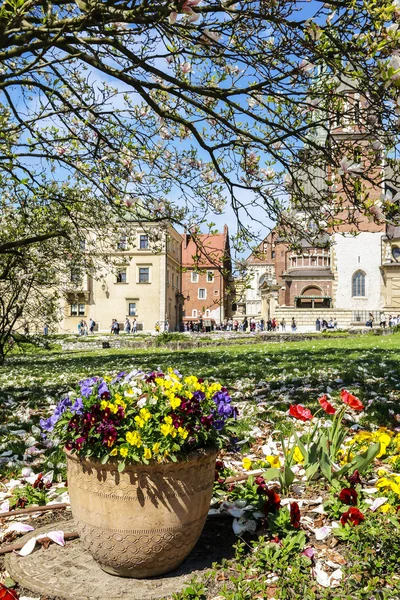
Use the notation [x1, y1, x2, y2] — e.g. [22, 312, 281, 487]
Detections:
[65, 448, 217, 578]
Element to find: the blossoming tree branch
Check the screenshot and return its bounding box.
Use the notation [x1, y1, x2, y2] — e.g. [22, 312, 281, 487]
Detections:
[1, 0, 400, 354]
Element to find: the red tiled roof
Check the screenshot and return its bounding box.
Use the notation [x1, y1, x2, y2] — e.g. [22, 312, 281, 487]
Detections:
[181, 232, 228, 267]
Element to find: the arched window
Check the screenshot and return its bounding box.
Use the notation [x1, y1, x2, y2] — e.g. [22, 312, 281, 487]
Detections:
[352, 271, 365, 297]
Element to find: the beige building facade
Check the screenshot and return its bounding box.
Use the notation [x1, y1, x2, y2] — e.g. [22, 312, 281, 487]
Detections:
[59, 224, 183, 333]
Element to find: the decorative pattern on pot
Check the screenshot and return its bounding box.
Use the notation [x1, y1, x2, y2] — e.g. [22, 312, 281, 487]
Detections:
[66, 448, 217, 577]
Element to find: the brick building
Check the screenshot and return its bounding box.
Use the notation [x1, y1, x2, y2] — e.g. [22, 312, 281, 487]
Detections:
[181, 226, 232, 326]
[240, 75, 400, 328]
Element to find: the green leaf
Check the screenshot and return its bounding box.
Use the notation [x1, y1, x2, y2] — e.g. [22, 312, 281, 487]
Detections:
[333, 442, 381, 479]
[117, 461, 125, 472]
[101, 454, 109, 464]
[319, 450, 332, 482]
[262, 467, 280, 481]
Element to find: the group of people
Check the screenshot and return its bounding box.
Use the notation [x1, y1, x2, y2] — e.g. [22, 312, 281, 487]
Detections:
[77, 318, 96, 335]
[315, 317, 338, 331]
[124, 318, 138, 334]
[366, 312, 400, 328]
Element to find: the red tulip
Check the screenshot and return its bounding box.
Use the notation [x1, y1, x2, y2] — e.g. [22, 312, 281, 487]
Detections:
[290, 501, 301, 528]
[340, 390, 364, 411]
[340, 507, 365, 526]
[318, 395, 336, 415]
[338, 487, 358, 506]
[289, 404, 313, 421]
[0, 585, 19, 600]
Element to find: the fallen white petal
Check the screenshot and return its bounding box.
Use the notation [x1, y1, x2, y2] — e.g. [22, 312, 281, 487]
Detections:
[17, 536, 37, 556]
[314, 526, 332, 541]
[43, 530, 65, 546]
[0, 500, 10, 512]
[369, 497, 388, 512]
[6, 522, 35, 534]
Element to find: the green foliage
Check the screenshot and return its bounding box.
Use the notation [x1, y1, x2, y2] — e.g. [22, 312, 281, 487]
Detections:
[9, 484, 48, 508]
[172, 581, 207, 600]
[154, 332, 188, 347]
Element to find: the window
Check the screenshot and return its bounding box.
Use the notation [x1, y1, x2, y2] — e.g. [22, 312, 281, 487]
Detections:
[79, 239, 86, 251]
[117, 236, 127, 250]
[140, 235, 149, 249]
[139, 267, 150, 283]
[176, 274, 180, 290]
[205, 309, 210, 317]
[116, 269, 127, 283]
[167, 270, 170, 285]
[128, 302, 137, 316]
[71, 303, 85, 316]
[191, 272, 199, 283]
[206, 271, 214, 283]
[271, 251, 275, 258]
[352, 271, 366, 297]
[70, 269, 81, 285]
[192, 309, 198, 318]
[214, 290, 219, 296]
[198, 288, 206, 299]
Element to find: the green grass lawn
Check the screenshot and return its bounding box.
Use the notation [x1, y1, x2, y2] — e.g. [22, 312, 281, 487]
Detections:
[2, 332, 400, 599]
[1, 331, 398, 423]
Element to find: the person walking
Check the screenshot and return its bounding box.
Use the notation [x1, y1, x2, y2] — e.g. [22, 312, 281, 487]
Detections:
[380, 311, 387, 328]
[43, 323, 49, 336]
[291, 317, 297, 332]
[281, 318, 286, 332]
[89, 317, 95, 334]
[125, 318, 131, 334]
[316, 317, 321, 332]
[243, 317, 248, 332]
[132, 318, 137, 334]
[366, 312, 374, 328]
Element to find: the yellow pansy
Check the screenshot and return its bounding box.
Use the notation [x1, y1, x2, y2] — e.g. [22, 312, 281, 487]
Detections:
[293, 446, 304, 464]
[126, 431, 142, 447]
[164, 416, 173, 425]
[110, 448, 118, 456]
[178, 427, 189, 440]
[266, 455, 281, 469]
[376, 477, 400, 495]
[135, 407, 152, 428]
[379, 504, 392, 513]
[160, 423, 174, 437]
[184, 375, 198, 386]
[120, 447, 128, 458]
[104, 375, 112, 383]
[378, 436, 392, 458]
[242, 457, 252, 470]
[143, 448, 152, 460]
[170, 396, 181, 410]
[152, 442, 160, 454]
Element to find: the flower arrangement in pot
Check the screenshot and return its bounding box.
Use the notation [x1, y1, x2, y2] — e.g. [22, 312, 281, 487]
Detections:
[40, 368, 236, 578]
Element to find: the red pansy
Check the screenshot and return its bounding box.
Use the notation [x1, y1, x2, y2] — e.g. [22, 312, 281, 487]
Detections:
[347, 469, 362, 487]
[263, 487, 281, 515]
[0, 584, 19, 600]
[340, 390, 364, 411]
[290, 501, 301, 528]
[340, 507, 365, 526]
[289, 404, 313, 422]
[338, 487, 358, 506]
[318, 395, 336, 415]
